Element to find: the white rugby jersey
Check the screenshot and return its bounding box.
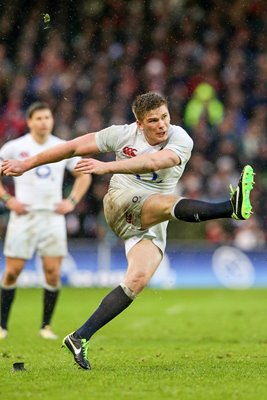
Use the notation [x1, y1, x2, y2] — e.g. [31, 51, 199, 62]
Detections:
[95, 123, 193, 194]
[0, 133, 80, 211]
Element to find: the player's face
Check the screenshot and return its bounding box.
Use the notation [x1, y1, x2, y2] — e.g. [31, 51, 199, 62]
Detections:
[137, 105, 170, 145]
[27, 109, 54, 140]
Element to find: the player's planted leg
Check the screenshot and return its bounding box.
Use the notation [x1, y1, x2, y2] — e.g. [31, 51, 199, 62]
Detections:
[62, 284, 136, 369]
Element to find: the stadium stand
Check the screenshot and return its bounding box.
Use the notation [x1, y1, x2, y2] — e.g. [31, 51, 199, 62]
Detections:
[0, 0, 266, 248]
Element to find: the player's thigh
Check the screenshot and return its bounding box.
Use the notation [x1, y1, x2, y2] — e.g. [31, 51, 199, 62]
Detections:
[37, 213, 67, 257]
[141, 193, 178, 229]
[104, 188, 175, 238]
[124, 239, 162, 293]
[3, 212, 38, 259]
[103, 188, 147, 238]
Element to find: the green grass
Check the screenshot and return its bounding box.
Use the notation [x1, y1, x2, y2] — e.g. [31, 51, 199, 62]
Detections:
[1, 288, 267, 400]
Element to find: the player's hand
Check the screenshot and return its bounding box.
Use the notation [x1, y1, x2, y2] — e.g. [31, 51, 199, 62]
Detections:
[74, 159, 107, 175]
[5, 197, 29, 215]
[1, 160, 26, 176]
[54, 199, 75, 215]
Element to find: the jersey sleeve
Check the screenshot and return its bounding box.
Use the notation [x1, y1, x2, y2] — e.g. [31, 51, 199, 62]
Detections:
[165, 127, 194, 166]
[65, 156, 81, 172]
[95, 125, 125, 152]
[0, 141, 16, 166]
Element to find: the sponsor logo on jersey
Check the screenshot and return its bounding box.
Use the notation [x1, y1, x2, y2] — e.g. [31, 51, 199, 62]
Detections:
[132, 195, 141, 203]
[122, 146, 137, 157]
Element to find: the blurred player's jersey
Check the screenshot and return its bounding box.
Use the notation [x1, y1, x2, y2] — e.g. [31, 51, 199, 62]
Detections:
[0, 133, 80, 211]
[95, 123, 193, 194]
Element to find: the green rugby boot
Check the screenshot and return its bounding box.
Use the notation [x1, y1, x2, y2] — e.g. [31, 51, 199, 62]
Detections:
[230, 165, 255, 220]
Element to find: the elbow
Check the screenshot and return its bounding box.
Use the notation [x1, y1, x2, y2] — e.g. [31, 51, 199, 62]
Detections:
[168, 153, 180, 167]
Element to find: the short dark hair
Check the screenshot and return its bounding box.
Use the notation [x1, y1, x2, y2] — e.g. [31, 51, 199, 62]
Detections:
[132, 92, 168, 121]
[26, 101, 52, 119]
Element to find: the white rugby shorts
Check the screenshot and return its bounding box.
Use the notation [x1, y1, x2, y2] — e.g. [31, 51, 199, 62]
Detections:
[4, 211, 67, 259]
[103, 188, 168, 255]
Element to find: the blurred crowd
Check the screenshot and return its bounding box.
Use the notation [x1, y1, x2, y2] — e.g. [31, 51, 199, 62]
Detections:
[0, 0, 267, 249]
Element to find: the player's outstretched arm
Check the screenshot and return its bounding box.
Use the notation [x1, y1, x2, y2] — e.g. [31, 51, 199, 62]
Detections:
[74, 149, 180, 175]
[1, 133, 99, 176]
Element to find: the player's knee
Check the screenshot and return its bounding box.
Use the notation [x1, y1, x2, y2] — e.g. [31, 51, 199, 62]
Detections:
[142, 194, 178, 228]
[44, 268, 60, 286]
[3, 270, 19, 285]
[46, 275, 60, 287]
[161, 196, 177, 214]
[127, 271, 150, 293]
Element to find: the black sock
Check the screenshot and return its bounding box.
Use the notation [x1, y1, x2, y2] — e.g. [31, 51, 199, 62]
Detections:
[0, 287, 16, 330]
[41, 288, 60, 328]
[173, 199, 233, 222]
[74, 285, 133, 341]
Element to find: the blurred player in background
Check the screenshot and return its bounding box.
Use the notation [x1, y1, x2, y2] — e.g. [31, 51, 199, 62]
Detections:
[1, 93, 254, 366]
[0, 102, 91, 340]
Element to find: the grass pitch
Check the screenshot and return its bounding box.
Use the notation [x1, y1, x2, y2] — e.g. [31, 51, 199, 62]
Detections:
[1, 287, 267, 400]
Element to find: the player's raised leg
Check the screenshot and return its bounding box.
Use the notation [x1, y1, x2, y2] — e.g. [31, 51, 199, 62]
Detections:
[141, 165, 255, 228]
